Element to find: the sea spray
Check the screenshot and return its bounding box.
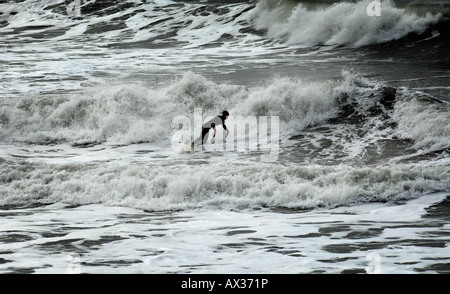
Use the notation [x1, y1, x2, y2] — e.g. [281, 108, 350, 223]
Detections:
[1, 158, 448, 211]
[253, 0, 442, 47]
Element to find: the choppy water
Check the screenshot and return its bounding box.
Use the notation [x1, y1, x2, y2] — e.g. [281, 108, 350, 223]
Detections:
[1, 0, 449, 274]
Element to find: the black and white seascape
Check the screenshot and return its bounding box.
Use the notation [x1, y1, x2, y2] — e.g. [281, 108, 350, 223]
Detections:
[0, 0, 449, 274]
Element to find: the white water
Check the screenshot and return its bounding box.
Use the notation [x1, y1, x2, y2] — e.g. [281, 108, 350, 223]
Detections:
[1, 192, 448, 273]
[1, 71, 449, 211]
[254, 0, 442, 47]
[1, 0, 449, 274]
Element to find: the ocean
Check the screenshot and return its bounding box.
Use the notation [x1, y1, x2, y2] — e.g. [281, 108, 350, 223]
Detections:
[0, 0, 449, 274]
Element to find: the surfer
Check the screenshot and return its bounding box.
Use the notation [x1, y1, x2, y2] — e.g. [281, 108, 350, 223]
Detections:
[191, 110, 230, 151]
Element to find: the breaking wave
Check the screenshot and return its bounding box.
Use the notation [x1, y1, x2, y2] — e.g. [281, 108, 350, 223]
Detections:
[1, 71, 448, 154]
[1, 154, 448, 211]
[253, 0, 444, 47]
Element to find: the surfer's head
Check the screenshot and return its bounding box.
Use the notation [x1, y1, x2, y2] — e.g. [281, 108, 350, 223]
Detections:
[222, 110, 229, 119]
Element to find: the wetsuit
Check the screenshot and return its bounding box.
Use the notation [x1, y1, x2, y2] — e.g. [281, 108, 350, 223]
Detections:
[191, 115, 228, 147]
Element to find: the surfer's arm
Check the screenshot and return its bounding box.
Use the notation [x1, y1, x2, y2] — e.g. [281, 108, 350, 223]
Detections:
[223, 123, 229, 138]
[212, 123, 216, 137]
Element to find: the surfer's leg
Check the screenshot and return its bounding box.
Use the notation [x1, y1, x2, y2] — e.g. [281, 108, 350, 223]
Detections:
[201, 128, 210, 147]
[191, 130, 203, 147]
[191, 128, 210, 148]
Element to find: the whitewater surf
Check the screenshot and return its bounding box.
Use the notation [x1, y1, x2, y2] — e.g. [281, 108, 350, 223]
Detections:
[0, 0, 449, 274]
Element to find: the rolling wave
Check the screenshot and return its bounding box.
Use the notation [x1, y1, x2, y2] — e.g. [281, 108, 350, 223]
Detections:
[254, 0, 444, 47]
[0, 0, 448, 212]
[0, 150, 448, 211]
[1, 71, 448, 154]
[0, 0, 446, 48]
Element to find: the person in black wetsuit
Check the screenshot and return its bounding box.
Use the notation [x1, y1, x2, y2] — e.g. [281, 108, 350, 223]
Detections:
[191, 110, 230, 150]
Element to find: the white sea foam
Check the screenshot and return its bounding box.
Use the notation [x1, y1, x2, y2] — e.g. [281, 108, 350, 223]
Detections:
[394, 89, 450, 151]
[0, 192, 448, 274]
[1, 0, 449, 275]
[1, 71, 448, 156]
[253, 0, 442, 47]
[0, 0, 445, 100]
[241, 76, 338, 132]
[0, 72, 337, 145]
[1, 153, 448, 211]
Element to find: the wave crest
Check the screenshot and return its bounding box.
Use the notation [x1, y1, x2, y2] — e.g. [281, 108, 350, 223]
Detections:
[1, 159, 448, 211]
[253, 0, 442, 47]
